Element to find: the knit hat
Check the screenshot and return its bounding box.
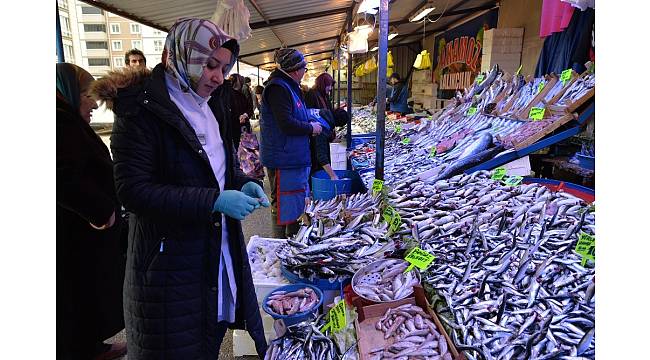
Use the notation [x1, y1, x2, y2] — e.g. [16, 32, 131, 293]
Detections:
[275, 48, 306, 73]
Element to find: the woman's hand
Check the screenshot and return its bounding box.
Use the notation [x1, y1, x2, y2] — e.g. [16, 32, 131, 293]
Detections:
[90, 211, 116, 230]
[239, 113, 249, 124]
[213, 190, 260, 220]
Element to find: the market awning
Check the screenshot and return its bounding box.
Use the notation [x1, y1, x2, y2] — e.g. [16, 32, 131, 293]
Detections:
[81, 0, 498, 75]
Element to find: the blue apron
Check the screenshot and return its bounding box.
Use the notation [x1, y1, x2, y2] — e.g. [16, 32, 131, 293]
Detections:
[275, 167, 311, 225]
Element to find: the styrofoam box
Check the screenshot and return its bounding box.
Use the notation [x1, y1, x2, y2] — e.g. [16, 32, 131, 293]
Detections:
[233, 327, 277, 357]
[483, 44, 523, 54]
[331, 152, 348, 162]
[412, 70, 432, 82]
[484, 27, 524, 38]
[331, 159, 347, 170]
[246, 236, 290, 304]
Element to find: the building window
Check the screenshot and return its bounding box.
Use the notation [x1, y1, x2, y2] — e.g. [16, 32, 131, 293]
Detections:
[57, 0, 68, 10]
[63, 44, 74, 62]
[153, 30, 163, 36]
[131, 40, 142, 50]
[114, 57, 125, 68]
[110, 23, 121, 34]
[60, 15, 72, 37]
[84, 24, 106, 32]
[86, 41, 108, 49]
[81, 6, 103, 15]
[130, 23, 141, 34]
[154, 40, 164, 52]
[88, 58, 110, 66]
[112, 40, 123, 51]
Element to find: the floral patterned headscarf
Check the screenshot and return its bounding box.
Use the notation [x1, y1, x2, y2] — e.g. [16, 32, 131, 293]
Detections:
[162, 18, 240, 93]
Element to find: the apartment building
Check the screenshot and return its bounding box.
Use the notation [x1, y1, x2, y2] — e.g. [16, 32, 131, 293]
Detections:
[141, 25, 167, 67]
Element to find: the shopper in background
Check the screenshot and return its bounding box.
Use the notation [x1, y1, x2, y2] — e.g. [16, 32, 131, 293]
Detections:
[253, 84, 264, 117]
[56, 63, 127, 360]
[304, 73, 349, 180]
[229, 73, 254, 149]
[124, 48, 146, 69]
[260, 48, 322, 238]
[387, 72, 412, 115]
[92, 18, 269, 359]
[242, 76, 254, 108]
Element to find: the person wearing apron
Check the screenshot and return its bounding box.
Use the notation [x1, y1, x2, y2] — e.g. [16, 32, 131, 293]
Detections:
[260, 48, 323, 238]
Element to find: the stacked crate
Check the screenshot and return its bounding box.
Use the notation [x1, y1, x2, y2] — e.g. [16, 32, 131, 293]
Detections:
[481, 28, 524, 75]
[410, 69, 437, 111]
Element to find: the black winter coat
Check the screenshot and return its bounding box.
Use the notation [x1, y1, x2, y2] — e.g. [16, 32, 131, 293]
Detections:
[95, 65, 267, 359]
[56, 96, 125, 358]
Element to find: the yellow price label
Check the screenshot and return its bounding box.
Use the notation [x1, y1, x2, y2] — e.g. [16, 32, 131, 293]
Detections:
[560, 69, 572, 85]
[405, 247, 435, 272]
[401, 137, 411, 145]
[321, 299, 347, 332]
[475, 74, 485, 84]
[372, 179, 384, 196]
[395, 124, 402, 133]
[429, 146, 437, 158]
[537, 82, 545, 93]
[515, 64, 523, 76]
[491, 167, 507, 180]
[575, 232, 595, 266]
[529, 107, 545, 121]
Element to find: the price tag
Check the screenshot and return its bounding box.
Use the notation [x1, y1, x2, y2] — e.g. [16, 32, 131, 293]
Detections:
[405, 247, 435, 272]
[537, 82, 545, 93]
[389, 212, 402, 233]
[515, 64, 523, 76]
[401, 137, 411, 145]
[529, 107, 545, 121]
[504, 175, 523, 187]
[560, 69, 572, 85]
[466, 107, 478, 116]
[475, 74, 485, 84]
[491, 167, 507, 181]
[429, 146, 437, 158]
[372, 179, 384, 196]
[395, 123, 402, 133]
[575, 232, 595, 266]
[321, 299, 347, 332]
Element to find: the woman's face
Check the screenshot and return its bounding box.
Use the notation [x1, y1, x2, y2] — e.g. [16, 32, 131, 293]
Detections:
[195, 47, 233, 97]
[325, 85, 333, 95]
[79, 88, 98, 123]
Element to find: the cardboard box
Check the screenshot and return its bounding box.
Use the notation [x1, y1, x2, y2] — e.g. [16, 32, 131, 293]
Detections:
[484, 27, 524, 39]
[412, 69, 432, 83]
[353, 287, 464, 360]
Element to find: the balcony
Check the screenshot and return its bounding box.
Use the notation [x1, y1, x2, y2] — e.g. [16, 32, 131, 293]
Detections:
[86, 49, 110, 58]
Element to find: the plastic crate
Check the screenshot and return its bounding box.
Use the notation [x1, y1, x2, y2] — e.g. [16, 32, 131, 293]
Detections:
[262, 284, 323, 327]
[311, 169, 365, 201]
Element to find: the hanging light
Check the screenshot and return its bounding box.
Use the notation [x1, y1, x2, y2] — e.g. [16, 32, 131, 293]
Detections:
[370, 46, 379, 52]
[410, 4, 436, 22]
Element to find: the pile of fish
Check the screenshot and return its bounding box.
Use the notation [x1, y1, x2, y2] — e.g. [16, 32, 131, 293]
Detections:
[350, 67, 595, 187]
[264, 317, 341, 360]
[266, 287, 320, 316]
[248, 236, 290, 284]
[276, 193, 394, 282]
[379, 172, 596, 359]
[369, 303, 453, 360]
[353, 259, 420, 302]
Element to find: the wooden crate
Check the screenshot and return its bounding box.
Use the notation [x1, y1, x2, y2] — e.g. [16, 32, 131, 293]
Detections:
[513, 113, 575, 150]
[353, 286, 464, 360]
[515, 76, 559, 120]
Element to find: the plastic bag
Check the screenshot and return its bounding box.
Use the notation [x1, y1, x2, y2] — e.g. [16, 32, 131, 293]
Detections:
[387, 51, 394, 67]
[413, 50, 431, 70]
[364, 57, 377, 73]
[210, 0, 251, 41]
[237, 132, 265, 180]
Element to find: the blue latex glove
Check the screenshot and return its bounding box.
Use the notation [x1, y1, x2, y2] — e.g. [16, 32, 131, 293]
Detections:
[212, 190, 259, 220]
[241, 182, 270, 208]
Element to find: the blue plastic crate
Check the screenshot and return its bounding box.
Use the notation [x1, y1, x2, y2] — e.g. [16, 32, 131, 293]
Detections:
[311, 169, 365, 201]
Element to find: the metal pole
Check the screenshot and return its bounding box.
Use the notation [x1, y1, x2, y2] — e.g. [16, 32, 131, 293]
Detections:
[346, 10, 353, 155]
[257, 65, 260, 85]
[374, 0, 389, 181]
[337, 50, 341, 108]
[56, 3, 65, 63]
[331, 61, 336, 109]
[237, 59, 240, 73]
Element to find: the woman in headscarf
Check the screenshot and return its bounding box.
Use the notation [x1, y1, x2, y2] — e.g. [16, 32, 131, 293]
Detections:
[91, 18, 270, 359]
[304, 73, 349, 180]
[228, 73, 253, 149]
[56, 63, 127, 360]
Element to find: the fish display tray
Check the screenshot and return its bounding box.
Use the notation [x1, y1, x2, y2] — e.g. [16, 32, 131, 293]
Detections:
[281, 264, 351, 291]
[353, 286, 464, 360]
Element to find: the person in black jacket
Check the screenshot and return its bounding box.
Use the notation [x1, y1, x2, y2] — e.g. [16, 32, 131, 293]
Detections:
[228, 73, 253, 149]
[304, 73, 348, 179]
[91, 18, 270, 359]
[57, 63, 127, 360]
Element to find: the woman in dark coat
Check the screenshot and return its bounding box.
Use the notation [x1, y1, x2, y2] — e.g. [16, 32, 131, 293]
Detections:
[304, 73, 349, 179]
[56, 63, 127, 360]
[228, 73, 254, 149]
[92, 19, 270, 359]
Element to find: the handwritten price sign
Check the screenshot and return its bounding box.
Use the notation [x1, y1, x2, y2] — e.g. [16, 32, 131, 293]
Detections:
[405, 247, 435, 272]
[575, 232, 595, 266]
